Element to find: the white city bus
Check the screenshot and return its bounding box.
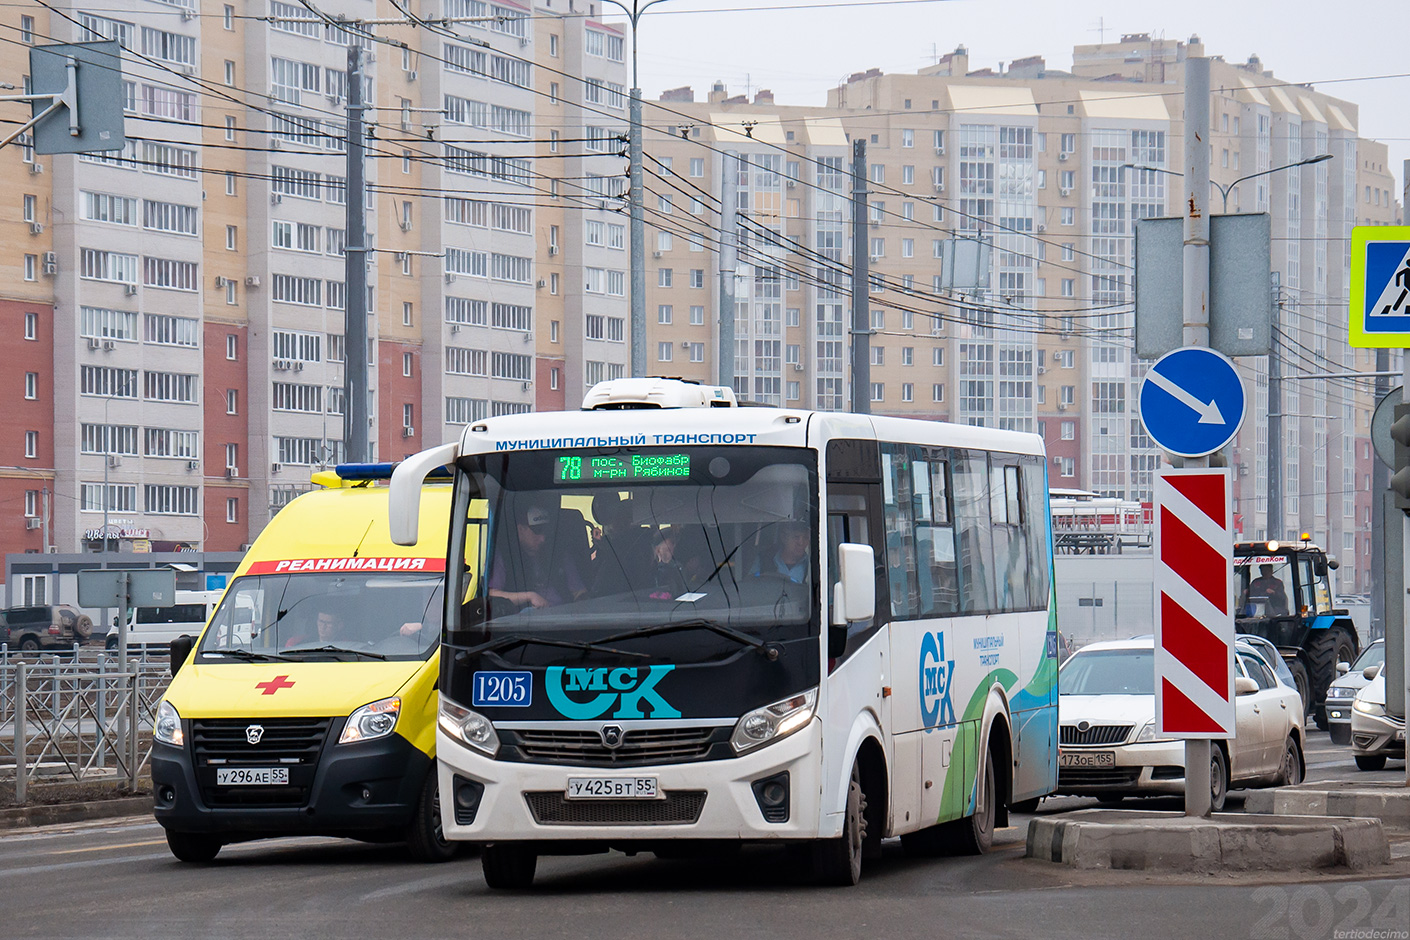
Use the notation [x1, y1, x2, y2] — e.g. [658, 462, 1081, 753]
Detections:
[388, 378, 1058, 887]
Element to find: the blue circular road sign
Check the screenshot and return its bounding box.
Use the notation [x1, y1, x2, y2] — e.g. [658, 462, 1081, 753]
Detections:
[1138, 347, 1246, 459]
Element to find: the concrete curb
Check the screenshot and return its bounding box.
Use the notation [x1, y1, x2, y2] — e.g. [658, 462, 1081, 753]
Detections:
[0, 797, 151, 831]
[1244, 786, 1410, 830]
[1025, 810, 1390, 872]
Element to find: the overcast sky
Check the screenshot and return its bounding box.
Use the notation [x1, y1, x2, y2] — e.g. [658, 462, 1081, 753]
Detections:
[608, 0, 1409, 196]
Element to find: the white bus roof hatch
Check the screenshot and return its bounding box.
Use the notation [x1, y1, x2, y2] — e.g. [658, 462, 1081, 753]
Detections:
[581, 377, 739, 410]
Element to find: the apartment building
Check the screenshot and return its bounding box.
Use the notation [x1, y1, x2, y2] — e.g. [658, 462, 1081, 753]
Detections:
[637, 37, 1396, 594]
[0, 5, 56, 567]
[4, 0, 627, 554]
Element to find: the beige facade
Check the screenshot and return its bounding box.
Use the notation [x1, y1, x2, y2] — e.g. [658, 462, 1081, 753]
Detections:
[637, 37, 1400, 594]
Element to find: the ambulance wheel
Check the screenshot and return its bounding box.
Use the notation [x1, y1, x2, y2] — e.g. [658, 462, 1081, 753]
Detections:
[165, 830, 221, 863]
[406, 769, 458, 863]
[482, 843, 537, 889]
[812, 760, 865, 885]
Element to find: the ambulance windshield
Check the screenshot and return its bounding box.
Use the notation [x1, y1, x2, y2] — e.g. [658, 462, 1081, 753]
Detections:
[197, 571, 442, 662]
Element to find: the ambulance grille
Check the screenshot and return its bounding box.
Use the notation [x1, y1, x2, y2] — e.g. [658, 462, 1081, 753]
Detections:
[191, 717, 331, 764]
[507, 727, 719, 766]
[523, 790, 707, 826]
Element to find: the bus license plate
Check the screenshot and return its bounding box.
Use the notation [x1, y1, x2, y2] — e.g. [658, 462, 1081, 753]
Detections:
[1059, 750, 1115, 769]
[216, 767, 289, 786]
[565, 776, 659, 800]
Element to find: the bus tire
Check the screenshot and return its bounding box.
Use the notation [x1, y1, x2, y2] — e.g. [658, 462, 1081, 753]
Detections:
[406, 769, 458, 863]
[945, 752, 996, 855]
[812, 760, 865, 885]
[482, 843, 537, 889]
[165, 830, 221, 863]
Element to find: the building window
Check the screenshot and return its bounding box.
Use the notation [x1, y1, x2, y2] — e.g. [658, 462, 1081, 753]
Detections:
[690, 306, 705, 326]
[689, 343, 705, 363]
[403, 403, 414, 430]
[223, 4, 234, 29]
[870, 347, 884, 366]
[226, 389, 238, 414]
[690, 269, 705, 289]
[1061, 279, 1075, 298]
[224, 60, 235, 85]
[25, 312, 38, 340]
[901, 347, 913, 366]
[658, 305, 672, 324]
[403, 352, 413, 377]
[870, 383, 884, 402]
[226, 172, 237, 195]
[690, 157, 704, 177]
[25, 372, 37, 399]
[1061, 421, 1075, 440]
[550, 368, 559, 390]
[1061, 386, 1075, 405]
[1060, 458, 1075, 478]
[1061, 207, 1075, 226]
[23, 194, 36, 222]
[550, 320, 559, 343]
[20, 15, 34, 42]
[549, 34, 558, 57]
[226, 497, 239, 523]
[658, 342, 673, 362]
[226, 280, 238, 305]
[658, 268, 673, 288]
[24, 254, 37, 281]
[901, 128, 914, 147]
[25, 430, 38, 458]
[932, 383, 945, 403]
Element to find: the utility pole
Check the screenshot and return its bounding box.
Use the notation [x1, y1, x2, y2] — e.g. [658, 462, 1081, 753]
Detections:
[1179, 56, 1213, 817]
[718, 150, 738, 391]
[629, 85, 647, 376]
[1267, 282, 1283, 540]
[344, 44, 370, 463]
[850, 139, 870, 415]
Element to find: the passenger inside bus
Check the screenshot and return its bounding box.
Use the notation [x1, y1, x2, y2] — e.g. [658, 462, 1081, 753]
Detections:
[590, 493, 655, 596]
[488, 501, 588, 612]
[752, 520, 811, 583]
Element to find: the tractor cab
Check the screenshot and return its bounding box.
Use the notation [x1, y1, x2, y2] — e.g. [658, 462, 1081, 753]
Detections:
[1233, 537, 1357, 728]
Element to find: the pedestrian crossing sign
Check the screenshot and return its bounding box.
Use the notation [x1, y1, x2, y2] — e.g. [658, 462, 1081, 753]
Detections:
[1351, 226, 1410, 347]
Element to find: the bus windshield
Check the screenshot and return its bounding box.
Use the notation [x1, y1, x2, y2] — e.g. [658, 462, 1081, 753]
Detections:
[449, 446, 819, 656]
[197, 572, 442, 662]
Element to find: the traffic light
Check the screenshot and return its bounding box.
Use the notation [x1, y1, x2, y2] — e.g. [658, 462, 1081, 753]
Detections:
[1391, 403, 1410, 510]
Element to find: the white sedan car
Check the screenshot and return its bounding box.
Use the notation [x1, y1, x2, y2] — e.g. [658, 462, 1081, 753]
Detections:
[1351, 667, 1406, 771]
[1056, 638, 1305, 811]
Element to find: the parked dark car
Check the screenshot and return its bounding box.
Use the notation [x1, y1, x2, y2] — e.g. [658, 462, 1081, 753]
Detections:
[0, 605, 94, 651]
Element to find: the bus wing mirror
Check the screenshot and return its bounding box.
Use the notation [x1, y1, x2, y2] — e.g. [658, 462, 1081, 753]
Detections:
[832, 543, 875, 625]
[389, 442, 460, 545]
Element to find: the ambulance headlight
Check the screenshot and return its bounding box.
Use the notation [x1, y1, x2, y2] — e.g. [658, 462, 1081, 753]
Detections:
[339, 697, 401, 744]
[439, 697, 499, 757]
[155, 700, 183, 747]
[731, 688, 817, 755]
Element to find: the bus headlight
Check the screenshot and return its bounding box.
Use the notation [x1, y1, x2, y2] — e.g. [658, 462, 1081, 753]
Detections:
[155, 700, 183, 747]
[439, 697, 499, 757]
[731, 688, 817, 755]
[339, 697, 402, 744]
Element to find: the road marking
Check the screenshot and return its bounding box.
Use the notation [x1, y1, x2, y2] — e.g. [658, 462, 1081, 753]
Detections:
[49, 839, 166, 855]
[1, 851, 171, 877]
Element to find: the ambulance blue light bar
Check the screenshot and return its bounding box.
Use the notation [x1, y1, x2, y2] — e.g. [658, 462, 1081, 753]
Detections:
[335, 462, 452, 481]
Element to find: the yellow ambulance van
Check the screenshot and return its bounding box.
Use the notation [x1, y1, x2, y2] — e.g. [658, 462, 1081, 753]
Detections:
[152, 465, 455, 862]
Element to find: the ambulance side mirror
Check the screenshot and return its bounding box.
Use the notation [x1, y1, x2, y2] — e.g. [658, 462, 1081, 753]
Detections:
[169, 635, 194, 677]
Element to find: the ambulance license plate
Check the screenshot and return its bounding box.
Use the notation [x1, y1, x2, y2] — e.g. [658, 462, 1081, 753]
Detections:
[565, 776, 659, 799]
[216, 767, 289, 786]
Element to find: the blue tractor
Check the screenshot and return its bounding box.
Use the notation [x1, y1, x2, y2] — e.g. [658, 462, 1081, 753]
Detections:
[1234, 539, 1360, 729]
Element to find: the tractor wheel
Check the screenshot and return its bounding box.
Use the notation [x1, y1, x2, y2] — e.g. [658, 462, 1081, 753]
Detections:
[1307, 628, 1356, 730]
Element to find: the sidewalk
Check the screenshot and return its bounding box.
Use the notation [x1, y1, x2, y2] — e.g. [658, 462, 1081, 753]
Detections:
[0, 779, 151, 831]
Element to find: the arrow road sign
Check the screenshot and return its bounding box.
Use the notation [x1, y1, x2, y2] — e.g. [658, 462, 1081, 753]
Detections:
[1138, 346, 1246, 459]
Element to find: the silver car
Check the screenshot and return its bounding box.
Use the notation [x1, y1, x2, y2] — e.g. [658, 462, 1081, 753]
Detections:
[1351, 667, 1406, 771]
[1325, 639, 1385, 746]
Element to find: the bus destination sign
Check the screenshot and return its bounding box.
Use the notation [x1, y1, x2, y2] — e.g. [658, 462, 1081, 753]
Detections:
[554, 452, 691, 484]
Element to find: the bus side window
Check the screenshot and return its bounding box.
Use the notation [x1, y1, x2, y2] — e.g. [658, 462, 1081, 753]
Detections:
[881, 446, 919, 618]
[1022, 455, 1052, 604]
[951, 451, 996, 614]
[990, 459, 1031, 611]
[912, 450, 958, 616]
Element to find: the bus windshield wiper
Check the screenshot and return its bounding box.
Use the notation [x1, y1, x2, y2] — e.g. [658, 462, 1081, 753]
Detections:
[597, 619, 779, 661]
[198, 648, 289, 662]
[280, 645, 387, 661]
[463, 634, 650, 659]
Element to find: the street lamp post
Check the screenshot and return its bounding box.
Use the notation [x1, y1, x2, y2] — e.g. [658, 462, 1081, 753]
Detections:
[1122, 153, 1335, 539]
[597, 0, 674, 378]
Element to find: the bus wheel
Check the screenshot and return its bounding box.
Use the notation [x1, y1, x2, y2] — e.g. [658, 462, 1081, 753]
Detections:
[406, 769, 458, 863]
[482, 843, 537, 889]
[165, 830, 221, 863]
[948, 754, 996, 855]
[812, 761, 866, 886]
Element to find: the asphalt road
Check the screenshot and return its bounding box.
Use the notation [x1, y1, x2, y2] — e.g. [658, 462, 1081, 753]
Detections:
[2, 729, 1406, 940]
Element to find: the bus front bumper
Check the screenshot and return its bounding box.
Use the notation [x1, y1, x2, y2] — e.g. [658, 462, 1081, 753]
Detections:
[437, 720, 823, 843]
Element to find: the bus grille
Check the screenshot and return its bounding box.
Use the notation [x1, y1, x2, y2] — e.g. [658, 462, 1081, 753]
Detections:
[523, 790, 707, 826]
[509, 727, 718, 766]
[1059, 724, 1132, 746]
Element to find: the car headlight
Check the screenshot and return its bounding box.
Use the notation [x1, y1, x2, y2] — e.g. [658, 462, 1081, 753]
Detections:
[155, 700, 183, 747]
[731, 688, 817, 755]
[1325, 687, 1356, 701]
[339, 696, 401, 744]
[438, 696, 499, 756]
[1135, 719, 1173, 744]
[1353, 699, 1385, 717]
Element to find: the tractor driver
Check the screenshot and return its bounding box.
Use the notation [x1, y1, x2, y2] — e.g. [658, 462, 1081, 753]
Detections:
[1245, 564, 1289, 616]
